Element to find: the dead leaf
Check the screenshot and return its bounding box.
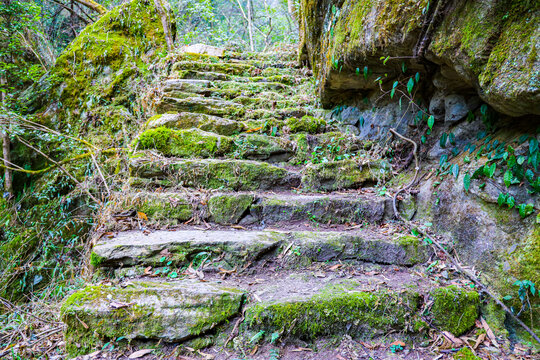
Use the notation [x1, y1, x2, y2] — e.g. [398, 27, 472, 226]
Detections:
[88, 350, 101, 357]
[291, 347, 313, 352]
[481, 317, 498, 348]
[137, 212, 148, 221]
[128, 349, 154, 359]
[144, 266, 153, 275]
[329, 264, 343, 271]
[390, 340, 406, 348]
[442, 331, 465, 346]
[247, 126, 263, 133]
[474, 333, 486, 349]
[231, 225, 246, 230]
[250, 345, 259, 355]
[196, 350, 215, 359]
[109, 301, 133, 309]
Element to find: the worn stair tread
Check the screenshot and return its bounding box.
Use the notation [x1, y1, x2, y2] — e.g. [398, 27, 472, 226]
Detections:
[103, 190, 389, 228]
[90, 228, 427, 270]
[129, 155, 301, 190]
[62, 269, 480, 353]
[61, 279, 245, 353]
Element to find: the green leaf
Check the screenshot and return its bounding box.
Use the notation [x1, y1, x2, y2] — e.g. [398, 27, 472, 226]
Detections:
[421, 135, 426, 144]
[530, 138, 539, 154]
[497, 193, 506, 206]
[390, 88, 396, 99]
[525, 169, 535, 183]
[506, 196, 515, 209]
[480, 104, 488, 115]
[363, 66, 369, 80]
[401, 62, 407, 73]
[415, 72, 420, 83]
[439, 154, 448, 167]
[392, 81, 398, 89]
[518, 203, 534, 218]
[407, 77, 414, 94]
[383, 56, 390, 65]
[504, 170, 512, 187]
[440, 133, 448, 148]
[503, 295, 513, 301]
[359, 116, 365, 127]
[517, 156, 526, 165]
[160, 257, 166, 263]
[448, 133, 456, 145]
[452, 164, 460, 178]
[463, 173, 471, 192]
[487, 163, 496, 178]
[427, 115, 435, 130]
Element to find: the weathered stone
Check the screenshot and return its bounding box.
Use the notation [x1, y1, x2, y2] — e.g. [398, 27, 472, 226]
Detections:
[250, 193, 386, 224]
[431, 286, 480, 336]
[245, 286, 422, 340]
[235, 134, 295, 162]
[136, 127, 233, 158]
[208, 194, 253, 224]
[181, 43, 225, 57]
[301, 160, 381, 191]
[130, 156, 301, 191]
[146, 112, 244, 136]
[61, 280, 244, 356]
[155, 96, 244, 117]
[90, 230, 282, 269]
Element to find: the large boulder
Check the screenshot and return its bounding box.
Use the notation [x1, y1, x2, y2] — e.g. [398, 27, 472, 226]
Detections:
[299, 0, 539, 117]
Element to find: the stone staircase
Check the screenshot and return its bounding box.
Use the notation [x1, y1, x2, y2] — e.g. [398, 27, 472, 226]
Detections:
[61, 47, 481, 358]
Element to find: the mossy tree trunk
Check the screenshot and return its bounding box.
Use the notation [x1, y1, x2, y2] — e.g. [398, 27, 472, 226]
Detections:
[153, 0, 175, 51]
[73, 0, 107, 15]
[0, 76, 12, 196]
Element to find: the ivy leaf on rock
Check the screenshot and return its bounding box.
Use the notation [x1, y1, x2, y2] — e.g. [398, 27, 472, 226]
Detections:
[452, 164, 460, 178]
[463, 173, 471, 192]
[427, 115, 434, 130]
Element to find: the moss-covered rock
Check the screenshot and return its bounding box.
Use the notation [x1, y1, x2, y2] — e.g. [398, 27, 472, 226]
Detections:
[208, 194, 254, 224]
[453, 347, 482, 360]
[233, 134, 295, 162]
[301, 159, 380, 191]
[130, 157, 301, 191]
[146, 112, 244, 136]
[245, 288, 421, 339]
[285, 115, 327, 134]
[136, 127, 233, 158]
[61, 280, 245, 356]
[430, 286, 480, 336]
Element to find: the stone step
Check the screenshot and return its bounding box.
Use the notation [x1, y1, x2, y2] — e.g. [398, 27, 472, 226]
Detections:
[61, 279, 246, 356]
[62, 269, 480, 356]
[129, 155, 301, 191]
[162, 79, 293, 97]
[174, 70, 307, 86]
[155, 95, 314, 119]
[129, 154, 382, 192]
[90, 228, 428, 274]
[171, 60, 300, 78]
[103, 191, 388, 228]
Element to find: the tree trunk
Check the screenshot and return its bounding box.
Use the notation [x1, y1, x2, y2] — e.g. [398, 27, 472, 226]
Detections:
[247, 0, 254, 51]
[153, 0, 175, 51]
[0, 76, 12, 196]
[73, 0, 107, 15]
[287, 0, 297, 20]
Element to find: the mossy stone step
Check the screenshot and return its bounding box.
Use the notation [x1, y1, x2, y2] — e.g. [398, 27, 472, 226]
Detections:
[146, 112, 244, 136]
[171, 60, 300, 78]
[129, 156, 301, 190]
[61, 279, 245, 356]
[174, 70, 307, 86]
[90, 229, 428, 272]
[301, 159, 383, 191]
[103, 191, 387, 228]
[155, 96, 245, 117]
[242, 282, 479, 341]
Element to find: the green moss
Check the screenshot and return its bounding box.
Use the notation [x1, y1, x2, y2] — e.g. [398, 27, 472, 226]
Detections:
[453, 347, 482, 360]
[131, 159, 299, 191]
[233, 134, 294, 161]
[301, 160, 380, 191]
[89, 252, 106, 268]
[137, 127, 232, 158]
[285, 115, 326, 134]
[208, 194, 253, 224]
[245, 289, 420, 339]
[430, 286, 480, 336]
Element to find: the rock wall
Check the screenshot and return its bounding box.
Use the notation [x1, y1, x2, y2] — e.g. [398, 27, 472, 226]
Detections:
[299, 0, 539, 117]
[299, 0, 540, 338]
